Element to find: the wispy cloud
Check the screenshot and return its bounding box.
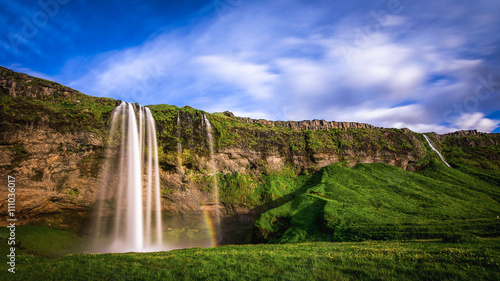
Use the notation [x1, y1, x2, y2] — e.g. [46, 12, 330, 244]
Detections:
[62, 0, 500, 133]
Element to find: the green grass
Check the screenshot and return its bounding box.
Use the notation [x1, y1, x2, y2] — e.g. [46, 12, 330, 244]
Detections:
[440, 133, 500, 171]
[218, 165, 306, 207]
[0, 226, 83, 259]
[254, 161, 500, 243]
[0, 239, 498, 280]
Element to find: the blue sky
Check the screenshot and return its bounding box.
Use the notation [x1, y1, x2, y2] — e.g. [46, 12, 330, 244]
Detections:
[1, 0, 500, 133]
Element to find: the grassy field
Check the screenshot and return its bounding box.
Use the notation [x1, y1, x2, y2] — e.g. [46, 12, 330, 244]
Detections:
[0, 233, 498, 280]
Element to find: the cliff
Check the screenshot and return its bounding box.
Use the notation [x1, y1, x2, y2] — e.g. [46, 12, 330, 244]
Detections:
[235, 115, 376, 131]
[0, 66, 499, 242]
[151, 107, 426, 175]
[0, 66, 117, 228]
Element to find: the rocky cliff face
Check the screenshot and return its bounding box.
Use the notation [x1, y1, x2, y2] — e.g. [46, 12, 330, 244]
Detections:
[150, 105, 427, 187]
[1, 66, 498, 240]
[0, 66, 118, 228]
[236, 116, 376, 131]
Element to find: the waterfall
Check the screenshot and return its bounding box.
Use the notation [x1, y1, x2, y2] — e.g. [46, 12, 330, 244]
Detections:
[423, 134, 451, 168]
[92, 102, 164, 253]
[202, 113, 221, 243]
[176, 112, 183, 174]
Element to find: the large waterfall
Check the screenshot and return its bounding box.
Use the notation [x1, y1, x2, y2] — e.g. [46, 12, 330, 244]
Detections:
[92, 102, 164, 253]
[423, 134, 451, 168]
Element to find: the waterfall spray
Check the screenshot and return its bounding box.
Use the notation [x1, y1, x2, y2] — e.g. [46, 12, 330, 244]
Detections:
[92, 102, 164, 253]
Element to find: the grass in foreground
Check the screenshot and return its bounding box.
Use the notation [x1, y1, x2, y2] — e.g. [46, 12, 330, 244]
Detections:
[0, 238, 498, 280]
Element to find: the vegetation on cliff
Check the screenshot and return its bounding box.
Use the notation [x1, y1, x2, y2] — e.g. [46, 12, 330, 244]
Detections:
[439, 133, 500, 188]
[208, 112, 426, 169]
[0, 67, 116, 136]
[0, 67, 119, 226]
[147, 103, 430, 210]
[147, 104, 426, 171]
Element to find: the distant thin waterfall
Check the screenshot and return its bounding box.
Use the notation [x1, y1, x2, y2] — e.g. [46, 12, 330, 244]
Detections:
[176, 112, 183, 174]
[92, 102, 164, 252]
[202, 113, 221, 243]
[423, 134, 451, 168]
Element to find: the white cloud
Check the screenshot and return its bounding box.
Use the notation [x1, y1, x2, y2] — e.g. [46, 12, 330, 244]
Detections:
[195, 56, 278, 100]
[453, 113, 500, 133]
[68, 35, 184, 103]
[333, 104, 434, 131]
[274, 58, 336, 97]
[65, 0, 500, 133]
[342, 42, 425, 96]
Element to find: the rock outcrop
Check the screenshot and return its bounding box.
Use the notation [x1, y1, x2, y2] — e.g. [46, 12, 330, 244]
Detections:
[444, 129, 483, 137]
[236, 116, 375, 131]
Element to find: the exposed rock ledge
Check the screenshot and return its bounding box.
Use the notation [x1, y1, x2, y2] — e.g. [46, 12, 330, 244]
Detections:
[444, 129, 484, 137]
[232, 115, 376, 131]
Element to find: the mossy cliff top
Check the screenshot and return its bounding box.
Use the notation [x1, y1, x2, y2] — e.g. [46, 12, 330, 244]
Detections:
[148, 105, 428, 175]
[0, 66, 117, 137]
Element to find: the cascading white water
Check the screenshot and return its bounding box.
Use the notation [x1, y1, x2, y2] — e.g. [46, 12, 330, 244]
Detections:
[92, 102, 164, 253]
[202, 113, 221, 242]
[423, 134, 451, 168]
[126, 103, 144, 249]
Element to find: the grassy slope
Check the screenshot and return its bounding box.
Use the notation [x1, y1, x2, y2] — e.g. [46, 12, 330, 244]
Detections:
[254, 161, 500, 243]
[440, 133, 500, 187]
[0, 238, 498, 280]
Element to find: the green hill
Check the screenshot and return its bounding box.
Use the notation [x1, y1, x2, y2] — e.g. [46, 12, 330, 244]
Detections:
[254, 161, 500, 243]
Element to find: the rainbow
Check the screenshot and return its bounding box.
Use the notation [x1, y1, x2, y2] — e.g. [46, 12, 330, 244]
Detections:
[201, 206, 218, 247]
